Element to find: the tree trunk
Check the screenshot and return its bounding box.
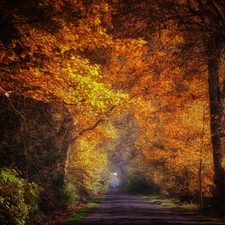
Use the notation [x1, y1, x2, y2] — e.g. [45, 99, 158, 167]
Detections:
[199, 159, 203, 208]
[207, 40, 225, 208]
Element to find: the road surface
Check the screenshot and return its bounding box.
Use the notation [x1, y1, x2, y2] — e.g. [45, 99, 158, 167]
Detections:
[78, 188, 222, 225]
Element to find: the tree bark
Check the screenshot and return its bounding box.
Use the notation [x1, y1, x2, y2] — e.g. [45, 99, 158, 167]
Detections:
[207, 40, 225, 208]
[199, 159, 203, 208]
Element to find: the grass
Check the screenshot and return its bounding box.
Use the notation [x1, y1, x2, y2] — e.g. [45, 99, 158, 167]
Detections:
[141, 195, 225, 224]
[57, 196, 104, 225]
[142, 195, 198, 212]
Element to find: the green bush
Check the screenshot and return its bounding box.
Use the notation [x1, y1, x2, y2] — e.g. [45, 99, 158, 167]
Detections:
[0, 168, 43, 225]
[24, 182, 44, 224]
[60, 183, 79, 207]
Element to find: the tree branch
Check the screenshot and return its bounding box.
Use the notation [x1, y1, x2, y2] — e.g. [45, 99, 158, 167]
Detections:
[73, 105, 116, 140]
[0, 87, 26, 121]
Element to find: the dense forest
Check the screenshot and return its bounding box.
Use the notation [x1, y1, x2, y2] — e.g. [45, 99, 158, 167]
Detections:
[0, 0, 225, 224]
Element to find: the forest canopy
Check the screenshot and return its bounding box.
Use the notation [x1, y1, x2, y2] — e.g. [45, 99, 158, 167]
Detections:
[0, 0, 225, 223]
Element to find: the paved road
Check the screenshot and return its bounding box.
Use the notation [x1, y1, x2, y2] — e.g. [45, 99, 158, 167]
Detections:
[78, 188, 222, 225]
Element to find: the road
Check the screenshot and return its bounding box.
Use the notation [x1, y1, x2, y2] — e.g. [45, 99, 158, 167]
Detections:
[78, 188, 222, 225]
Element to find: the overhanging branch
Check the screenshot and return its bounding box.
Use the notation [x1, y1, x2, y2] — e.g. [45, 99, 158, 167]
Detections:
[73, 105, 116, 141]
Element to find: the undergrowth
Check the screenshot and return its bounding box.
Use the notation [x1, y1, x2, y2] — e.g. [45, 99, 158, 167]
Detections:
[56, 196, 104, 225]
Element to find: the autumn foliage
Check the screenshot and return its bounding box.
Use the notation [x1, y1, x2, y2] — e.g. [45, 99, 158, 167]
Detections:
[0, 0, 225, 223]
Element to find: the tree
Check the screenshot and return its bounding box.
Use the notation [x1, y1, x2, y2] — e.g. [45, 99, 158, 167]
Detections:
[1, 0, 225, 216]
[110, 0, 225, 206]
[0, 0, 127, 217]
[157, 0, 225, 208]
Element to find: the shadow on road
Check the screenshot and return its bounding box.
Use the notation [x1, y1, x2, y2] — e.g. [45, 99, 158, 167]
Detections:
[78, 188, 221, 225]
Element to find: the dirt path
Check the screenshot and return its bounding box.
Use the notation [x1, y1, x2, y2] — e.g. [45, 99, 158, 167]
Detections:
[78, 188, 222, 225]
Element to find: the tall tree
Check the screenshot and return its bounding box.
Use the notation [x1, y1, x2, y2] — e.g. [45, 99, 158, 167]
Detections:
[165, 0, 225, 207]
[108, 0, 225, 205]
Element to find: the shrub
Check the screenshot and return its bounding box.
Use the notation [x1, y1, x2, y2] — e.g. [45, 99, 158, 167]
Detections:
[0, 168, 42, 225]
[59, 183, 79, 207]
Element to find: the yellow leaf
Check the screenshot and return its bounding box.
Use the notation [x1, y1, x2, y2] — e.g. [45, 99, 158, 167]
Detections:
[95, 18, 101, 25]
